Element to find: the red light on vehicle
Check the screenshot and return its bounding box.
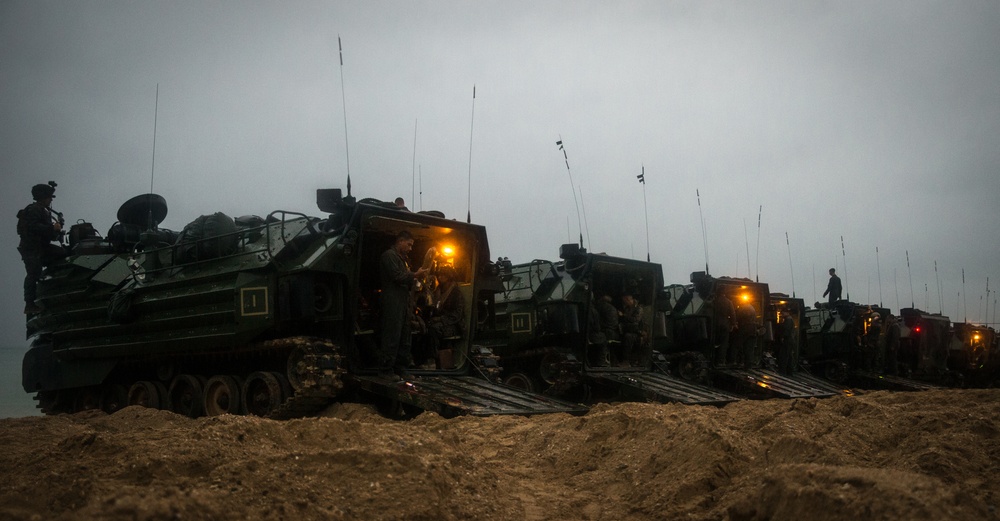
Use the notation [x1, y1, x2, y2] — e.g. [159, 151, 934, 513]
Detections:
[914, 326, 921, 333]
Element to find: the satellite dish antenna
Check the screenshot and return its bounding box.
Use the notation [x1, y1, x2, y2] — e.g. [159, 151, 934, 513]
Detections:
[117, 194, 168, 229]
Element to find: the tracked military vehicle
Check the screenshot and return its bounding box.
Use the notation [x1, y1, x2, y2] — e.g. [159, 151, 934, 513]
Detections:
[662, 273, 841, 399]
[947, 322, 997, 387]
[22, 189, 585, 418]
[478, 245, 738, 406]
[801, 303, 938, 391]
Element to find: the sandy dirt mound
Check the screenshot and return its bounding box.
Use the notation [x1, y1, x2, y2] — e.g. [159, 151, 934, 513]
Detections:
[0, 389, 997, 521]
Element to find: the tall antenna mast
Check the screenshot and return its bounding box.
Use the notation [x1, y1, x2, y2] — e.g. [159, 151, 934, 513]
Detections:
[411, 119, 417, 206]
[962, 268, 967, 321]
[579, 186, 591, 249]
[638, 166, 650, 262]
[894, 267, 900, 312]
[556, 137, 583, 247]
[337, 35, 352, 195]
[906, 250, 914, 308]
[935, 261, 943, 314]
[418, 164, 423, 212]
[755, 205, 762, 282]
[876, 246, 883, 307]
[785, 232, 795, 297]
[696, 189, 709, 273]
[147, 83, 159, 231]
[743, 219, 751, 278]
[841, 236, 850, 301]
[466, 85, 476, 223]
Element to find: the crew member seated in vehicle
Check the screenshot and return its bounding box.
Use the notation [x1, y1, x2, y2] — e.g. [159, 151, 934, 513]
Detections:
[16, 182, 67, 315]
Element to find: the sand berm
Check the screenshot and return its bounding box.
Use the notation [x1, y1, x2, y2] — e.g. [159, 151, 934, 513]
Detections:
[0, 388, 997, 520]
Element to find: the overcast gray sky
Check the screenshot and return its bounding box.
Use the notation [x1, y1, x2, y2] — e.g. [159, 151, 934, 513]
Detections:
[2, 0, 999, 348]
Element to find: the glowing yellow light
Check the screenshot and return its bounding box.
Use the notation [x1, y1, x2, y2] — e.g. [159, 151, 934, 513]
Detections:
[741, 293, 750, 302]
[974, 334, 981, 341]
[441, 245, 456, 257]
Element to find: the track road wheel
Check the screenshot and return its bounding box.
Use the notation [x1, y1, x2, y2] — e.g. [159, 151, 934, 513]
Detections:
[823, 362, 848, 383]
[503, 372, 538, 393]
[203, 375, 244, 416]
[243, 371, 289, 417]
[73, 387, 102, 413]
[128, 381, 168, 409]
[100, 384, 129, 414]
[168, 374, 206, 418]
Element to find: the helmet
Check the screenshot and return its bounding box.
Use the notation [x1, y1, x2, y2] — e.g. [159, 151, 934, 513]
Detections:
[31, 183, 56, 201]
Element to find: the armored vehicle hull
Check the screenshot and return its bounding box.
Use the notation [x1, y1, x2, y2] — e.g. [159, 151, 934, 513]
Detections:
[22, 190, 585, 418]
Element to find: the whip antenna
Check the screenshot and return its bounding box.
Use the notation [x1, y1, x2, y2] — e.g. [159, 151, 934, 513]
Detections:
[466, 85, 476, 223]
[147, 83, 160, 231]
[697, 189, 709, 273]
[841, 236, 849, 301]
[755, 205, 762, 282]
[876, 246, 883, 307]
[906, 250, 914, 308]
[638, 166, 649, 262]
[785, 232, 795, 297]
[556, 137, 583, 247]
[962, 267, 967, 321]
[337, 35, 352, 195]
[743, 219, 751, 278]
[411, 119, 417, 207]
[579, 186, 591, 250]
[894, 267, 900, 311]
[935, 261, 943, 314]
[419, 165, 423, 212]
[986, 277, 990, 326]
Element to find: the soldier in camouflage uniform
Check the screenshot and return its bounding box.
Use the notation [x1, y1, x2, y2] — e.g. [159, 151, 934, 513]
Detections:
[17, 183, 66, 315]
[379, 230, 429, 378]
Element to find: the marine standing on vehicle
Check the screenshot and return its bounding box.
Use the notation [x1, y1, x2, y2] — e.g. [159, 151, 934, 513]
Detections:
[823, 268, 842, 304]
[16, 182, 66, 315]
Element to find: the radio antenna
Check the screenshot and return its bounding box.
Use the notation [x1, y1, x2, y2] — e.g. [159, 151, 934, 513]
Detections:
[411, 119, 417, 207]
[696, 189, 709, 273]
[743, 219, 751, 278]
[638, 166, 650, 262]
[906, 250, 914, 308]
[755, 205, 762, 282]
[876, 246, 883, 307]
[466, 85, 476, 223]
[579, 185, 591, 250]
[935, 261, 943, 314]
[556, 137, 583, 247]
[894, 267, 900, 311]
[337, 36, 352, 195]
[841, 236, 850, 301]
[418, 164, 423, 212]
[147, 83, 159, 231]
[785, 232, 795, 297]
[962, 267, 967, 321]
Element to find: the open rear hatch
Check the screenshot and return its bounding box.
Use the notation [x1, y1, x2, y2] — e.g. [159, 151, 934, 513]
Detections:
[348, 375, 589, 417]
[712, 368, 840, 399]
[588, 370, 741, 406]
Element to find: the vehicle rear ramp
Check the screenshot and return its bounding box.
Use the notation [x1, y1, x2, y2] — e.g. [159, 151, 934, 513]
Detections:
[849, 371, 941, 391]
[348, 374, 589, 417]
[712, 368, 840, 399]
[589, 370, 741, 406]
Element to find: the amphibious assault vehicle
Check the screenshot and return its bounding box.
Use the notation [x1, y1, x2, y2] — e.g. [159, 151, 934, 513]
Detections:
[663, 273, 841, 399]
[21, 189, 585, 418]
[801, 303, 938, 391]
[479, 245, 738, 406]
